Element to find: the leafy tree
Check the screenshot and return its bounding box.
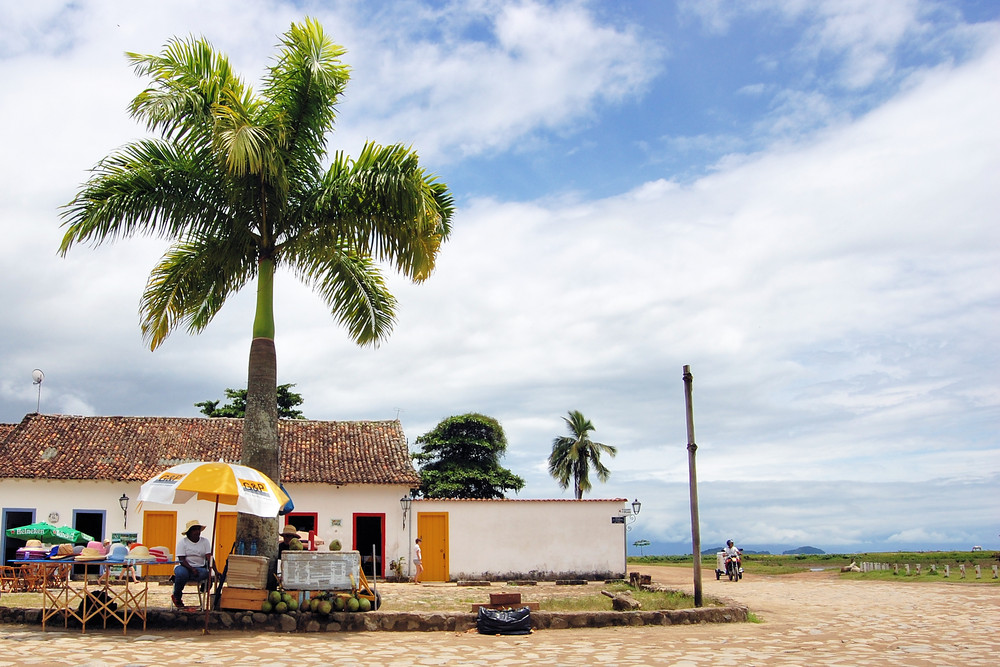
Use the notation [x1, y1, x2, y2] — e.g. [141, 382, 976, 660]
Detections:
[548, 410, 617, 499]
[413, 414, 525, 499]
[60, 19, 453, 562]
[196, 384, 305, 419]
[633, 539, 651, 556]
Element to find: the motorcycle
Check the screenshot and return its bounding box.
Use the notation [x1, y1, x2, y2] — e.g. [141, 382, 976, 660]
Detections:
[726, 552, 743, 581]
[715, 550, 743, 581]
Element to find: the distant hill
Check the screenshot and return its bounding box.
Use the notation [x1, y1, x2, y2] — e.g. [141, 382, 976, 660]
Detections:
[782, 546, 825, 555]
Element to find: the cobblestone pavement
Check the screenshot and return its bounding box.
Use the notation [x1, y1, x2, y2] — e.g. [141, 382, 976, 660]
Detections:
[1, 566, 996, 665]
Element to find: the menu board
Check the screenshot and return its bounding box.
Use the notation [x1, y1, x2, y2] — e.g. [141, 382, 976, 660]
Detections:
[281, 550, 361, 590]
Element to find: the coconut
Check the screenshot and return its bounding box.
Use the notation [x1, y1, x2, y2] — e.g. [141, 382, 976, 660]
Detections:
[318, 600, 333, 615]
[274, 601, 288, 613]
[261, 601, 273, 613]
[333, 596, 346, 611]
[346, 597, 360, 612]
[358, 597, 371, 612]
[286, 597, 299, 611]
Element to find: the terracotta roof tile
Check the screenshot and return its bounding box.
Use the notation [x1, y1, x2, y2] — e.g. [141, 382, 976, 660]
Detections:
[0, 414, 420, 486]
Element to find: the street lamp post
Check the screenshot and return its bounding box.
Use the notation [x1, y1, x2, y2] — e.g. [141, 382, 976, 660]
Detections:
[119, 493, 129, 530]
[616, 499, 641, 580]
[400, 494, 413, 579]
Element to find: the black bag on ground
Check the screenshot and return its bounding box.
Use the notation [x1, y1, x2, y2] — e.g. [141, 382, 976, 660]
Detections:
[477, 606, 531, 635]
[77, 589, 117, 616]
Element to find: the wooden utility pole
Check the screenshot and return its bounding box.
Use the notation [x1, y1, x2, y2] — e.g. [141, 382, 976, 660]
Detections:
[683, 365, 703, 607]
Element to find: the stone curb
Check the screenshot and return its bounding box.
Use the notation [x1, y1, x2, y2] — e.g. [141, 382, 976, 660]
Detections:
[0, 604, 748, 633]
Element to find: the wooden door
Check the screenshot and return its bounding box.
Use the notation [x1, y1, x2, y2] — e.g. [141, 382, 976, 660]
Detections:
[213, 512, 237, 571]
[142, 511, 176, 577]
[417, 512, 449, 582]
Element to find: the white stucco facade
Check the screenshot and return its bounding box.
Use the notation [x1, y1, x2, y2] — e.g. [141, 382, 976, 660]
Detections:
[401, 498, 631, 581]
[2, 480, 632, 580]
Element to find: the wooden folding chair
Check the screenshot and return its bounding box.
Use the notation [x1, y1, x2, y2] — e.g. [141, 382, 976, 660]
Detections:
[0, 566, 23, 593]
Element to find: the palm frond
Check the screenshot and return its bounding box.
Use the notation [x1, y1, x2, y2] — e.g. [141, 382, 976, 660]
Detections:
[60, 139, 235, 253]
[261, 18, 349, 174]
[288, 243, 397, 346]
[127, 35, 247, 144]
[140, 234, 257, 349]
[292, 143, 453, 281]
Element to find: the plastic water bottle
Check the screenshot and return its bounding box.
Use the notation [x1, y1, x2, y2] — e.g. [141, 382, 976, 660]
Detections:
[250, 541, 257, 556]
[237, 540, 245, 555]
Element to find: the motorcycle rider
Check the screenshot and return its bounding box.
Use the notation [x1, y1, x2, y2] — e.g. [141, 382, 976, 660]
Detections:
[723, 539, 742, 576]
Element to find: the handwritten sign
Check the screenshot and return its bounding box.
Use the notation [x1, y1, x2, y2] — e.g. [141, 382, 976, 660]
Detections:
[281, 551, 361, 590]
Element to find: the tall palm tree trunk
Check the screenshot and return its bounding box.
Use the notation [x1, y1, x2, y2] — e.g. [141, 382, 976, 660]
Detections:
[238, 259, 279, 562]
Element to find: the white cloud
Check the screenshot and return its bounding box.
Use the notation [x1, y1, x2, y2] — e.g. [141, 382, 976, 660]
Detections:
[335, 1, 661, 161]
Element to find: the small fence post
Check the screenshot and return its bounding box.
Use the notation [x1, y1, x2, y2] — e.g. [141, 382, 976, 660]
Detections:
[944, 564, 949, 577]
[960, 564, 966, 578]
[975, 564, 981, 579]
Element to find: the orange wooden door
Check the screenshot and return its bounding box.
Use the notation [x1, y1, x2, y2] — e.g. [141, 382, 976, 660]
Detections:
[213, 512, 237, 571]
[417, 512, 449, 582]
[142, 511, 177, 577]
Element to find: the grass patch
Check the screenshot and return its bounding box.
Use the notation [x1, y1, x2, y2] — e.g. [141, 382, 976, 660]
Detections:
[631, 551, 999, 583]
[746, 611, 764, 623]
[539, 583, 700, 612]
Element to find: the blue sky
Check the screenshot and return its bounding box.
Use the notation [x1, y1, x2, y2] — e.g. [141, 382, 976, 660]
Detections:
[0, 1, 997, 554]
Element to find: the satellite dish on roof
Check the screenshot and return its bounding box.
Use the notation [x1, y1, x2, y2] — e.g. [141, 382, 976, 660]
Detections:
[31, 368, 44, 413]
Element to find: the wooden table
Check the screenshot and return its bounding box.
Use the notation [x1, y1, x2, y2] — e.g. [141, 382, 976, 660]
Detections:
[9, 559, 153, 634]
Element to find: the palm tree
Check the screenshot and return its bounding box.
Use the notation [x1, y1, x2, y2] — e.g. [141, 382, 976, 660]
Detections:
[548, 410, 618, 499]
[59, 19, 453, 561]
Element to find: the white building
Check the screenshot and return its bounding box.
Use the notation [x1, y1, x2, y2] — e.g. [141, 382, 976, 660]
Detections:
[1, 414, 629, 581]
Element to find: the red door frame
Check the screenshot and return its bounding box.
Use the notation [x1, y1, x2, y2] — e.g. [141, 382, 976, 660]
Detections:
[352, 512, 385, 577]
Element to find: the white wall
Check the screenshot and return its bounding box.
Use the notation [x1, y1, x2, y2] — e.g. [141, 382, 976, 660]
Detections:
[2, 482, 632, 580]
[1, 479, 411, 574]
[406, 498, 630, 581]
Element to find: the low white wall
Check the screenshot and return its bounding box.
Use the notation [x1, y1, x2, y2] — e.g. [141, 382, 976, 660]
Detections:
[409, 498, 629, 581]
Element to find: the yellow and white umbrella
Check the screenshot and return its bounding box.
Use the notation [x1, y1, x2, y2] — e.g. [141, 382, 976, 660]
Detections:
[137, 461, 290, 632]
[137, 460, 289, 517]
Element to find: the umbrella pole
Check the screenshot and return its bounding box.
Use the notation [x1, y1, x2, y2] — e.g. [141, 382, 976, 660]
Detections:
[204, 496, 219, 635]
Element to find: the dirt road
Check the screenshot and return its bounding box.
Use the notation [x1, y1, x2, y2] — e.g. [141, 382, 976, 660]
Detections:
[1, 565, 996, 665]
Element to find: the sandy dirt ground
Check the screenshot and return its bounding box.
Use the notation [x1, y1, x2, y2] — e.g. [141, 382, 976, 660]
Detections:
[1, 565, 997, 665]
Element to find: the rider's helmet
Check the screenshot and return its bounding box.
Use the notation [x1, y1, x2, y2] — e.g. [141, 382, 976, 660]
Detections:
[726, 539, 734, 547]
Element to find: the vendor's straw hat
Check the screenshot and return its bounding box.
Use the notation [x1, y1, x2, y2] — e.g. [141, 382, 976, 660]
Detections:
[182, 520, 205, 534]
[149, 546, 171, 562]
[49, 544, 75, 560]
[75, 547, 106, 561]
[280, 524, 299, 537]
[25, 539, 45, 549]
[105, 543, 130, 562]
[127, 545, 154, 562]
[85, 540, 107, 555]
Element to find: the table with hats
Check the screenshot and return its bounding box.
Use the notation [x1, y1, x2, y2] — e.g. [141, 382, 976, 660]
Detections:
[8, 539, 174, 634]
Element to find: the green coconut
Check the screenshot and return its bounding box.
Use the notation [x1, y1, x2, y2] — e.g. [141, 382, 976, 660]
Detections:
[274, 601, 288, 614]
[286, 597, 299, 612]
[346, 597, 360, 612]
[358, 597, 371, 612]
[318, 600, 333, 615]
[261, 601, 273, 613]
[268, 590, 282, 604]
[333, 596, 346, 611]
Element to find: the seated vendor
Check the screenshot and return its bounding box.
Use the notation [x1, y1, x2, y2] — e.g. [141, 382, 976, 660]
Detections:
[172, 520, 216, 609]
